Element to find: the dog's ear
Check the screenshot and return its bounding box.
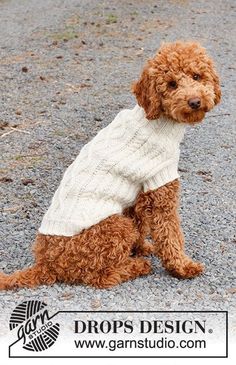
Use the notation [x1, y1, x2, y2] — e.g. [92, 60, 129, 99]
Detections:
[209, 63, 221, 105]
[212, 71, 221, 105]
[132, 63, 162, 120]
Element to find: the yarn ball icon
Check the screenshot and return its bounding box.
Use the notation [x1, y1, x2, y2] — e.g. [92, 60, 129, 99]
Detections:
[9, 300, 60, 352]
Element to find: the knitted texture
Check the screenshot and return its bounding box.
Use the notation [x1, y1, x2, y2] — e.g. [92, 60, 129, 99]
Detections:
[39, 105, 186, 236]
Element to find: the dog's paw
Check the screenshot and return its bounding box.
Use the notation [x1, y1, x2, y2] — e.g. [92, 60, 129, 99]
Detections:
[170, 261, 204, 279]
[139, 259, 152, 275]
[0, 272, 8, 290]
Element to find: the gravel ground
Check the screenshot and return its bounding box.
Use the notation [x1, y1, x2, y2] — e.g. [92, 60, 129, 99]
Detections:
[0, 0, 235, 341]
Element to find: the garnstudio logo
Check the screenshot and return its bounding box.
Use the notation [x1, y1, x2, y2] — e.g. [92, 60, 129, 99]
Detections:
[9, 300, 60, 352]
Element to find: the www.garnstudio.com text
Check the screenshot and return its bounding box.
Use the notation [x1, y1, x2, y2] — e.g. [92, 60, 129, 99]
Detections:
[74, 337, 206, 351]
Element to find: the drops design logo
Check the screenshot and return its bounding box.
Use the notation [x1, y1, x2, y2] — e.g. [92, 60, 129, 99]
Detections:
[9, 300, 60, 352]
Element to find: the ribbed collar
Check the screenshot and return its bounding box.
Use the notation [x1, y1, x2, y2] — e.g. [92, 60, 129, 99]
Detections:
[132, 104, 186, 144]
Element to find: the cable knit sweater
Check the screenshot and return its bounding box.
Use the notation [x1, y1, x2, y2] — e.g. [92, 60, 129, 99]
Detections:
[39, 105, 185, 237]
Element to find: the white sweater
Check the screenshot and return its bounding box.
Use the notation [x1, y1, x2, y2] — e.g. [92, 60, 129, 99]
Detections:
[39, 105, 185, 237]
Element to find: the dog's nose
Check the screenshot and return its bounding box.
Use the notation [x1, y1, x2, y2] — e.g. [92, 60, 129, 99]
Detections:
[188, 97, 201, 110]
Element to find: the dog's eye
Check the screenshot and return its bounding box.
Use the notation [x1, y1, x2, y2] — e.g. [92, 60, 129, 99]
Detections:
[168, 80, 178, 89]
[193, 74, 201, 81]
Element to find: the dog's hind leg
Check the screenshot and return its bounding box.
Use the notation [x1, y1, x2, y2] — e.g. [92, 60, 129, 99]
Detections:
[75, 214, 152, 288]
[84, 257, 152, 289]
[123, 204, 154, 256]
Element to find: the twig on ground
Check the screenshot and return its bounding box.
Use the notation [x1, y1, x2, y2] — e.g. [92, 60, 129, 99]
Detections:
[1, 127, 31, 138]
[205, 113, 231, 119]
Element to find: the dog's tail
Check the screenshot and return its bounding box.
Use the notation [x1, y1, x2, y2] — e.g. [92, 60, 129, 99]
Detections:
[0, 264, 56, 290]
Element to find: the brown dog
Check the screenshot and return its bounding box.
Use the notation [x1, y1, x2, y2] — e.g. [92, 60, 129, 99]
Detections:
[0, 41, 221, 290]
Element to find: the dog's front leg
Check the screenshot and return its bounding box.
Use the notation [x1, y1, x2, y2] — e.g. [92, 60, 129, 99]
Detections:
[150, 179, 204, 279]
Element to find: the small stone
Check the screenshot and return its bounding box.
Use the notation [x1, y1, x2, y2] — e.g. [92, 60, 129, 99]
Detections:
[94, 116, 102, 121]
[15, 110, 22, 115]
[0, 121, 9, 129]
[196, 170, 212, 176]
[178, 168, 188, 173]
[196, 292, 203, 299]
[91, 299, 101, 309]
[21, 66, 28, 73]
[60, 292, 75, 300]
[21, 178, 35, 186]
[0, 176, 13, 183]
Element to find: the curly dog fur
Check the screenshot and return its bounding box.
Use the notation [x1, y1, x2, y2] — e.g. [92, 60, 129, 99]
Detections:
[0, 41, 221, 290]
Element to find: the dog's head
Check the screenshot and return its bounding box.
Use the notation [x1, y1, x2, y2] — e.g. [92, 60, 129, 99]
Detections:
[132, 41, 221, 124]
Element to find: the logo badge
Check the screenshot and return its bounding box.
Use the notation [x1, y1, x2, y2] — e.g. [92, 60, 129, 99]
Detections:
[9, 300, 60, 352]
